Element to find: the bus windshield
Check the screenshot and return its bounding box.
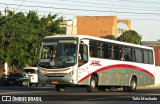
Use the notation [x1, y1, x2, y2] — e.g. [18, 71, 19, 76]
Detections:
[39, 38, 78, 68]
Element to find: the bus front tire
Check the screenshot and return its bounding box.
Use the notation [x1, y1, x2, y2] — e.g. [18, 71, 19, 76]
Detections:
[55, 85, 65, 92]
[87, 76, 97, 92]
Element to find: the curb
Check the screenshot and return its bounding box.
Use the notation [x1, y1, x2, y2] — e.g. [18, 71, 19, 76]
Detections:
[138, 84, 160, 89]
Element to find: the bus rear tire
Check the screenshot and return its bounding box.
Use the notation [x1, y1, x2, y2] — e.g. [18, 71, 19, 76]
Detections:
[87, 76, 97, 92]
[127, 77, 137, 92]
[55, 85, 65, 92]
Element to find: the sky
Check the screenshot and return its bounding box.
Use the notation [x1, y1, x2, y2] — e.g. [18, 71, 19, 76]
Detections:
[0, 0, 160, 41]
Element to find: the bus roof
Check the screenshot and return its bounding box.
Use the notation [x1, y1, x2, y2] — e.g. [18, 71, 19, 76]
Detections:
[44, 34, 153, 50]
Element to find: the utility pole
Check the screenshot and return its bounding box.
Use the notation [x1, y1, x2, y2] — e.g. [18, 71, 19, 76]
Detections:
[5, 7, 9, 16]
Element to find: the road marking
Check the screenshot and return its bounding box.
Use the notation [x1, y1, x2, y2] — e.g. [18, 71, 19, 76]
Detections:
[83, 97, 109, 101]
[0, 91, 50, 95]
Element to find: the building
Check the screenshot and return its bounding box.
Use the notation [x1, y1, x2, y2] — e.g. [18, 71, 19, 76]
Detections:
[66, 16, 131, 38]
[142, 40, 160, 47]
[66, 18, 77, 35]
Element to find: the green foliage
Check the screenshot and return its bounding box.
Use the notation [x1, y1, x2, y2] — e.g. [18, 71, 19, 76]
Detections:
[0, 11, 2, 16]
[0, 10, 66, 68]
[117, 30, 142, 45]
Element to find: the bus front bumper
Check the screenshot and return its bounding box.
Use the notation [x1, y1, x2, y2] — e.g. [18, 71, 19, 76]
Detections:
[44, 75, 75, 85]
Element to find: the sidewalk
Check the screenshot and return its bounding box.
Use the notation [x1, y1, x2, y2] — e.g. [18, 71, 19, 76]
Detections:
[138, 84, 160, 89]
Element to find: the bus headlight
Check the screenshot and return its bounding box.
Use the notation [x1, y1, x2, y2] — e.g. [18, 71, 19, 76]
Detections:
[69, 80, 74, 83]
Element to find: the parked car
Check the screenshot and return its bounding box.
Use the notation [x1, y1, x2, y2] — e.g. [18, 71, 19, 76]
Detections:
[2, 72, 30, 86]
[23, 67, 45, 86]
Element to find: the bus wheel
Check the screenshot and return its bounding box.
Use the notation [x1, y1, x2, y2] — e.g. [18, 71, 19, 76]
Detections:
[87, 76, 97, 92]
[127, 77, 137, 92]
[55, 85, 65, 92]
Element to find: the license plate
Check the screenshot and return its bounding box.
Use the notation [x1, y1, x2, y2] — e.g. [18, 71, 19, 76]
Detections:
[51, 80, 58, 84]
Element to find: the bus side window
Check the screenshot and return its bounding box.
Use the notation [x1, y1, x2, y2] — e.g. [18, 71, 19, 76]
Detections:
[134, 49, 142, 63]
[90, 50, 93, 57]
[149, 51, 153, 64]
[89, 41, 97, 57]
[79, 44, 88, 66]
[120, 47, 124, 60]
[89, 42, 92, 57]
[103, 44, 108, 58]
[82, 45, 88, 61]
[124, 47, 132, 61]
[144, 50, 149, 64]
[103, 43, 111, 59]
[114, 45, 122, 60]
[110, 45, 114, 59]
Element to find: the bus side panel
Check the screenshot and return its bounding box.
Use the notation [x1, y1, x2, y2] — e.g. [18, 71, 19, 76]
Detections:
[78, 77, 90, 85]
[137, 74, 154, 86]
[145, 75, 155, 85]
[77, 58, 155, 87]
[98, 72, 108, 85]
[126, 68, 154, 86]
[98, 67, 154, 87]
[98, 68, 129, 86]
[118, 68, 128, 86]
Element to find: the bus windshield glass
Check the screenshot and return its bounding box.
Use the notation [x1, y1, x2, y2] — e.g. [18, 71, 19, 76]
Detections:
[39, 38, 78, 68]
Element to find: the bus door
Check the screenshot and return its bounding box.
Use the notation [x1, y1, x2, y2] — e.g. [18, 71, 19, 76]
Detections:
[77, 40, 89, 84]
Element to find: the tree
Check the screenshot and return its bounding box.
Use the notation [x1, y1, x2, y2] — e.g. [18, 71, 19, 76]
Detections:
[0, 11, 2, 16]
[0, 10, 66, 69]
[117, 30, 142, 44]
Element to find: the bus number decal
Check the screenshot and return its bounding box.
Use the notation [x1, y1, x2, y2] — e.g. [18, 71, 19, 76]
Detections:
[79, 68, 85, 72]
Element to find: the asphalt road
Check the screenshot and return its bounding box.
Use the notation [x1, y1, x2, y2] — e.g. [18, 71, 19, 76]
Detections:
[0, 85, 160, 104]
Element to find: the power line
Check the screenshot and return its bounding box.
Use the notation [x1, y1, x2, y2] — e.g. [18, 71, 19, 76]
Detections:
[1, 3, 160, 16]
[10, 0, 160, 19]
[2, 8, 160, 21]
[57, 0, 160, 6]
[116, 0, 160, 4]
[14, 0, 160, 10]
[12, 0, 160, 12]
[1, 0, 160, 21]
[2, 4, 160, 21]
[0, 0, 25, 23]
[3, 8, 160, 21]
[10, 0, 25, 18]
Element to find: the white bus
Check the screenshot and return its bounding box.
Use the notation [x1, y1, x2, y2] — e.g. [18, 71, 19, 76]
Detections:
[38, 35, 155, 92]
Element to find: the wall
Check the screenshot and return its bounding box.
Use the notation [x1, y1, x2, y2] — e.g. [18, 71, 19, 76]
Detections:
[66, 18, 77, 35]
[154, 46, 160, 66]
[117, 20, 131, 30]
[77, 16, 118, 37]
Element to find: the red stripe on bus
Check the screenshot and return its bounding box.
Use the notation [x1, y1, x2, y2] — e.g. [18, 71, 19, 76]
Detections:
[78, 64, 154, 83]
